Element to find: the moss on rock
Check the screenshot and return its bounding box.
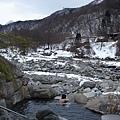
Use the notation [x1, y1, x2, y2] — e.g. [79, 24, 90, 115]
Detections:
[0, 56, 16, 83]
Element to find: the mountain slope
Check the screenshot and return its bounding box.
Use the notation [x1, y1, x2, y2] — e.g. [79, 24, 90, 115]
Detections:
[0, 0, 120, 59]
[0, 0, 120, 43]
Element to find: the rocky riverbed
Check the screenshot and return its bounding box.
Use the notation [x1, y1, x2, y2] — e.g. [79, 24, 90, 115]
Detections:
[0, 49, 120, 119]
[15, 52, 120, 115]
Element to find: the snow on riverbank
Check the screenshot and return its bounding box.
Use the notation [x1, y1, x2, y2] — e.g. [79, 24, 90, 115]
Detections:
[91, 42, 117, 59]
[0, 46, 120, 96]
[24, 70, 102, 85]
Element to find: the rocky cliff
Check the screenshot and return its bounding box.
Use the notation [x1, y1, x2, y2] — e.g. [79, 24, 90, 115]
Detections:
[0, 56, 29, 107]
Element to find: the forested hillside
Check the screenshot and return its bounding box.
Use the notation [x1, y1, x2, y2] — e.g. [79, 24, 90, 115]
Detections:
[0, 0, 119, 45]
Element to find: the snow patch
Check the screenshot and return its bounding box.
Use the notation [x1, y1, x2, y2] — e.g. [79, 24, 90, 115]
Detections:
[91, 0, 104, 5]
[91, 42, 117, 59]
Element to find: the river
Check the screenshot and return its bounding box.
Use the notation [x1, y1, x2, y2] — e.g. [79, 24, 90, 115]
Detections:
[13, 99, 102, 120]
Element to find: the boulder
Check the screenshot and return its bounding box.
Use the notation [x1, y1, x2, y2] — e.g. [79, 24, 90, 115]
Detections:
[101, 115, 120, 120]
[115, 66, 120, 70]
[74, 66, 81, 72]
[81, 81, 96, 89]
[100, 82, 109, 89]
[92, 87, 99, 92]
[11, 86, 29, 104]
[67, 93, 75, 100]
[116, 86, 120, 92]
[0, 79, 22, 98]
[83, 87, 91, 93]
[64, 63, 71, 70]
[29, 85, 58, 99]
[36, 109, 60, 120]
[85, 98, 107, 114]
[74, 93, 88, 104]
[0, 99, 6, 107]
[83, 92, 96, 98]
[0, 79, 29, 105]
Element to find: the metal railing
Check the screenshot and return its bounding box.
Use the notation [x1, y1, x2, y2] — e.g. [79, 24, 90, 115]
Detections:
[0, 105, 28, 119]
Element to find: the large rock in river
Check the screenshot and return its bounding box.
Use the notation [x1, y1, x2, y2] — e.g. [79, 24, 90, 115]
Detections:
[85, 98, 107, 114]
[36, 109, 60, 120]
[74, 93, 88, 104]
[101, 115, 120, 120]
[29, 84, 58, 99]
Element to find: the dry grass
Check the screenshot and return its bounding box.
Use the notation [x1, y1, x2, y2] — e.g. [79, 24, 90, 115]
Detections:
[107, 94, 120, 114]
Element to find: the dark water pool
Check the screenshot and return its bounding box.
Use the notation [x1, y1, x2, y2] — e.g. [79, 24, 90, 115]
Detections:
[13, 99, 102, 120]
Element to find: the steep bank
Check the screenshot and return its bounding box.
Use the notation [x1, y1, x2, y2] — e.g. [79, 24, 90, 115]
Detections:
[0, 55, 15, 82]
[0, 55, 29, 107]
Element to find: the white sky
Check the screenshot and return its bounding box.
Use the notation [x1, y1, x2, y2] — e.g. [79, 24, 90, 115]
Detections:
[0, 0, 93, 25]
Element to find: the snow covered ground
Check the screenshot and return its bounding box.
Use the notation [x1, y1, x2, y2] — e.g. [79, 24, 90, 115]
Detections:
[91, 42, 117, 59]
[0, 42, 120, 95]
[0, 43, 119, 66]
[91, 0, 104, 5]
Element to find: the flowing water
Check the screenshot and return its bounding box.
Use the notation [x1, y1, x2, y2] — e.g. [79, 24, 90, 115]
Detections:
[13, 99, 102, 120]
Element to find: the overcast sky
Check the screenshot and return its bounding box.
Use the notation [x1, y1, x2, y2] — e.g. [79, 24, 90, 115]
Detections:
[0, 0, 93, 25]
